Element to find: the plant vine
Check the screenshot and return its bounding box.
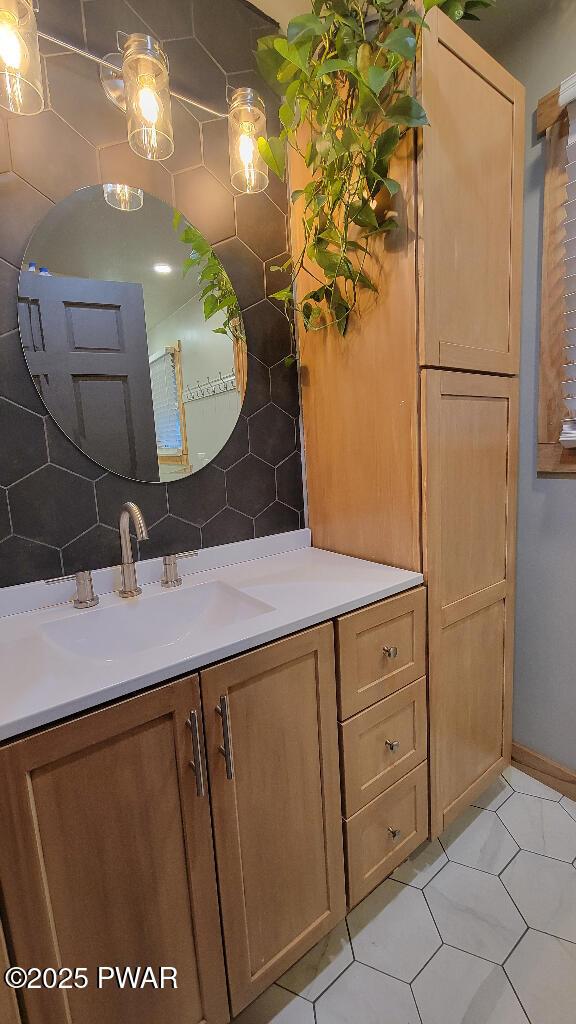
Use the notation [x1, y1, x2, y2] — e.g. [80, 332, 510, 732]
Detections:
[255, 0, 496, 353]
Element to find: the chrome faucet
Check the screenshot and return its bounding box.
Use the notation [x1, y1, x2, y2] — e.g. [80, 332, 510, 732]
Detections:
[118, 502, 149, 599]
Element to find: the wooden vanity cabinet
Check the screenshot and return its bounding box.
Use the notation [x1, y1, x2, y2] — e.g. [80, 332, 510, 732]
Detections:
[201, 623, 346, 1015]
[0, 676, 228, 1024]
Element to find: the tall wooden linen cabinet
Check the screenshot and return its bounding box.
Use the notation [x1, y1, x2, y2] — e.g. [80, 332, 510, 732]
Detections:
[292, 11, 524, 836]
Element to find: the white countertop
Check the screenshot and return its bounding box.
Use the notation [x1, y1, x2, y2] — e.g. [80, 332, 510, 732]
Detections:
[0, 533, 422, 743]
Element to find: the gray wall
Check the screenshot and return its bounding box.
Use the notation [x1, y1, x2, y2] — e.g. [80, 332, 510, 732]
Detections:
[465, 0, 576, 769]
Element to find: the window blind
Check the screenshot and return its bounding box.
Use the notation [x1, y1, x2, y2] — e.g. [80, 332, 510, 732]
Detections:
[560, 81, 576, 447]
[149, 349, 183, 453]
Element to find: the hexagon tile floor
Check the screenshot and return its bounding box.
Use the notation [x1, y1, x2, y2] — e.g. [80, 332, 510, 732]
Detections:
[233, 768, 576, 1024]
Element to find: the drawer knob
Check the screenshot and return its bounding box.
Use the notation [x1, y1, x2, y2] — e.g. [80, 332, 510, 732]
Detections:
[388, 827, 402, 841]
[385, 739, 401, 752]
[383, 645, 398, 659]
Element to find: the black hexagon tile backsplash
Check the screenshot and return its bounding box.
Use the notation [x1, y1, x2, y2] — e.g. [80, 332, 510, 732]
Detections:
[0, 0, 304, 588]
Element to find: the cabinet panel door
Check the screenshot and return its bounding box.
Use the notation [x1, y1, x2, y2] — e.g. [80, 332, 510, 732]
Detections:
[423, 370, 518, 834]
[0, 678, 228, 1024]
[420, 11, 524, 374]
[0, 918, 21, 1023]
[202, 623, 346, 1014]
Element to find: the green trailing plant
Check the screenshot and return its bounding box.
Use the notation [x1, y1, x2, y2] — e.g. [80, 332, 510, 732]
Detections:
[173, 212, 245, 343]
[255, 0, 496, 348]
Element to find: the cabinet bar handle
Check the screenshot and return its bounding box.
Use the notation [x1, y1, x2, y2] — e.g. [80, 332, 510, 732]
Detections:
[216, 695, 235, 781]
[186, 711, 205, 798]
[388, 827, 402, 841]
[383, 646, 398, 659]
[385, 739, 400, 752]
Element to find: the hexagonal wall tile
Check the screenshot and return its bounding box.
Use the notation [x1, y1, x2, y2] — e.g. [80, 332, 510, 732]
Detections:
[441, 806, 518, 874]
[62, 523, 127, 575]
[130, 0, 192, 40]
[202, 507, 253, 546]
[168, 465, 226, 526]
[99, 142, 173, 205]
[236, 193, 287, 262]
[249, 405, 296, 466]
[227, 455, 275, 518]
[243, 355, 271, 418]
[271, 360, 300, 418]
[83, 0, 151, 57]
[10, 464, 96, 547]
[277, 920, 352, 1003]
[174, 166, 235, 245]
[348, 878, 441, 983]
[255, 502, 299, 538]
[193, 0, 270, 75]
[276, 452, 304, 512]
[425, 861, 525, 964]
[163, 39, 227, 120]
[46, 54, 126, 147]
[9, 111, 99, 202]
[37, 0, 85, 52]
[0, 118, 9, 173]
[0, 535, 61, 587]
[0, 332, 45, 414]
[505, 930, 576, 1024]
[45, 420, 104, 481]
[315, 962, 419, 1024]
[165, 101, 202, 174]
[502, 850, 576, 942]
[202, 118, 233, 190]
[215, 237, 265, 311]
[0, 399, 46, 486]
[242, 301, 292, 366]
[413, 945, 528, 1024]
[0, 174, 52, 268]
[140, 516, 201, 560]
[0, 258, 19, 335]
[498, 793, 576, 862]
[213, 416, 249, 471]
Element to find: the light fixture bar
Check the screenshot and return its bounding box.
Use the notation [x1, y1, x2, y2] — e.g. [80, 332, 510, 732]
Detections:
[37, 30, 227, 118]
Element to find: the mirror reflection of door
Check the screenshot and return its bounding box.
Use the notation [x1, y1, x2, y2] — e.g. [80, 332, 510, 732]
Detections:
[18, 272, 160, 481]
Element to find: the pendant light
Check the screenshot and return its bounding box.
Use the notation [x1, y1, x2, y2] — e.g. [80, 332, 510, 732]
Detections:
[0, 0, 43, 115]
[103, 183, 144, 212]
[228, 87, 268, 194]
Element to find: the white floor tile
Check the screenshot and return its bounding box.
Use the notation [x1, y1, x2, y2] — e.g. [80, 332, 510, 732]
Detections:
[498, 793, 576, 862]
[502, 766, 562, 801]
[440, 807, 518, 874]
[561, 795, 576, 823]
[233, 985, 315, 1024]
[347, 878, 440, 982]
[391, 839, 448, 889]
[502, 850, 576, 942]
[413, 946, 528, 1024]
[425, 861, 525, 963]
[277, 921, 352, 1002]
[505, 930, 576, 1024]
[473, 776, 513, 811]
[315, 962, 419, 1024]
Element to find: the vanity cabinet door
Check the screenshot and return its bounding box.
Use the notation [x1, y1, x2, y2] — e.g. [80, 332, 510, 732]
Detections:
[419, 10, 524, 375]
[423, 370, 519, 836]
[201, 623, 346, 1015]
[0, 677, 228, 1024]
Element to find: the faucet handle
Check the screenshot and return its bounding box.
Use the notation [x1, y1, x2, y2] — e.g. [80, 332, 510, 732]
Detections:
[73, 570, 99, 609]
[161, 554, 183, 589]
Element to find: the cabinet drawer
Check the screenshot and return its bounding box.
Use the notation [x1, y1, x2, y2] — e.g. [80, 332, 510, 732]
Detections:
[336, 588, 426, 719]
[345, 762, 429, 909]
[340, 677, 427, 817]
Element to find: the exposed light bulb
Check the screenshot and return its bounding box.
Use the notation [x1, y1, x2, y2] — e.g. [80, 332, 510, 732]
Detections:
[0, 13, 26, 71]
[239, 131, 257, 193]
[137, 79, 161, 125]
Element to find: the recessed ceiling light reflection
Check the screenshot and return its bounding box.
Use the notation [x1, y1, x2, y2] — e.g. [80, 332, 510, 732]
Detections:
[153, 263, 172, 274]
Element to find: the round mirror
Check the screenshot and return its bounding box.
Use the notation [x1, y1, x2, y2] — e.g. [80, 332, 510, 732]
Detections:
[17, 185, 247, 483]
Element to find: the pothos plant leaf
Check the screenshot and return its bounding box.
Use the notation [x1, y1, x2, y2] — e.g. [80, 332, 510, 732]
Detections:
[255, 0, 497, 352]
[174, 216, 245, 346]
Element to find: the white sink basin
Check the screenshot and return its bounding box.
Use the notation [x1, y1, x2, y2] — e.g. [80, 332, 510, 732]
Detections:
[41, 580, 274, 662]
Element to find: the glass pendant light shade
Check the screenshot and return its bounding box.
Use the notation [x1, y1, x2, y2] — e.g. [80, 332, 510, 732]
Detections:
[228, 88, 268, 194]
[102, 183, 144, 212]
[121, 34, 173, 161]
[0, 0, 43, 115]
